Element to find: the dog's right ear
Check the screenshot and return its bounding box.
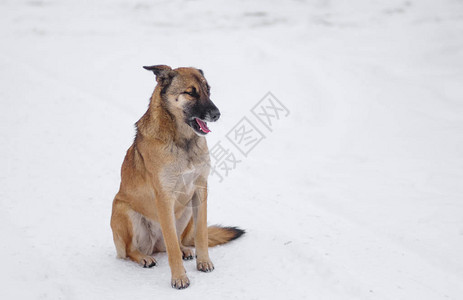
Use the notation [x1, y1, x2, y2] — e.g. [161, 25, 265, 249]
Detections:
[143, 65, 176, 85]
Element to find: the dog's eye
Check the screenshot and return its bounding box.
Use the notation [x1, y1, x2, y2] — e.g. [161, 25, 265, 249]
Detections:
[184, 87, 197, 97]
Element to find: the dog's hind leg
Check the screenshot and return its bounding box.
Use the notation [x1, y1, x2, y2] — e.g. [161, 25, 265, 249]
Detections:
[110, 199, 157, 268]
[180, 217, 195, 260]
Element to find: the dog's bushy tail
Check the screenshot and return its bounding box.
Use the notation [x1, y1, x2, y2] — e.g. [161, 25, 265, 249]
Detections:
[181, 218, 245, 247]
[181, 219, 245, 247]
[207, 225, 245, 247]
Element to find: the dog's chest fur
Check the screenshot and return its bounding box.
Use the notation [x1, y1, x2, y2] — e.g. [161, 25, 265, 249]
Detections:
[160, 136, 210, 204]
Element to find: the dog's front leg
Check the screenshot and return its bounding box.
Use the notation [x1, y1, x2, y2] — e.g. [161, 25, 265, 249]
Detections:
[192, 186, 214, 272]
[155, 195, 189, 289]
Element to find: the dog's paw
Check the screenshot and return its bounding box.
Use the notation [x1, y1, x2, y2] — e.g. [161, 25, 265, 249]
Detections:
[197, 259, 214, 272]
[139, 256, 157, 268]
[171, 274, 190, 289]
[181, 248, 194, 260]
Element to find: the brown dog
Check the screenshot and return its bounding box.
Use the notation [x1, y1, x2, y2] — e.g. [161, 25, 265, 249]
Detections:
[110, 65, 244, 289]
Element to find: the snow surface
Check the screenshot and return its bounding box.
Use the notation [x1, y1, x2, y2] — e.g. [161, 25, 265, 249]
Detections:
[1, 0, 463, 299]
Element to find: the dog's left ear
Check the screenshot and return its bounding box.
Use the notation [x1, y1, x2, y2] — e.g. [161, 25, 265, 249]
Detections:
[143, 65, 176, 85]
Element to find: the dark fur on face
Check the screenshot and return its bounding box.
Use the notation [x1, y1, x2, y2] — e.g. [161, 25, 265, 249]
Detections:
[143, 65, 220, 136]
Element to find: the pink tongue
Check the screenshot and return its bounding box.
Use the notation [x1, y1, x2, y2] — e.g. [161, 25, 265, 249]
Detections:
[195, 118, 211, 133]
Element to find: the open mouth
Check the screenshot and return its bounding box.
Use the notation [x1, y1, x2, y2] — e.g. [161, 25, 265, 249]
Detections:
[195, 118, 211, 133]
[189, 117, 211, 135]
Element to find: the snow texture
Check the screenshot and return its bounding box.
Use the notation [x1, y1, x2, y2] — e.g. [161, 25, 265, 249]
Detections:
[1, 0, 463, 299]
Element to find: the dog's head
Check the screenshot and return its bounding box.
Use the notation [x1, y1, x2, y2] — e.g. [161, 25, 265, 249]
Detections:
[143, 65, 220, 136]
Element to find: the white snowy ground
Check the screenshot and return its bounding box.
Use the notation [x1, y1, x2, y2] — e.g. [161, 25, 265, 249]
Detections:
[1, 0, 463, 299]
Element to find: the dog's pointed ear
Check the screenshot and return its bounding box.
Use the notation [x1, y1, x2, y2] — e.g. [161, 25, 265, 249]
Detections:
[143, 65, 171, 76]
[143, 65, 176, 85]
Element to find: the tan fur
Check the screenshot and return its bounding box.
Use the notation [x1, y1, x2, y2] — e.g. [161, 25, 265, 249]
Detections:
[110, 65, 243, 289]
[182, 226, 246, 247]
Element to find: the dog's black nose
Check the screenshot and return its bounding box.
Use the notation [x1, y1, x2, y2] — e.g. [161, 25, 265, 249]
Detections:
[209, 108, 221, 122]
